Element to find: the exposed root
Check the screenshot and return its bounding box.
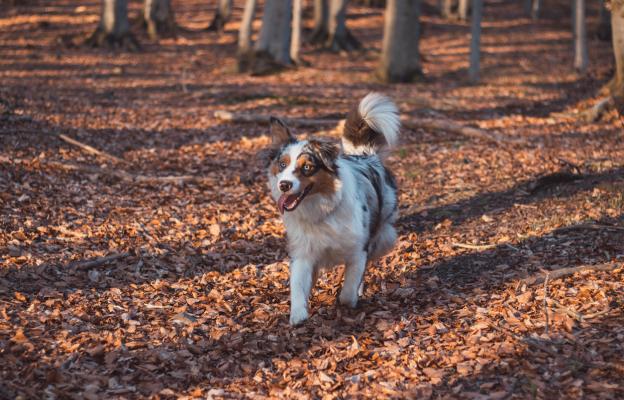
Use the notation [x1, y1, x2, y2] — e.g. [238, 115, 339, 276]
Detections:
[578, 96, 613, 122]
[236, 51, 291, 76]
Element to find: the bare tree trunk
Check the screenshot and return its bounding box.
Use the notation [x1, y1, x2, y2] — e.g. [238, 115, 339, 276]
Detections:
[143, 0, 176, 39]
[87, 0, 139, 49]
[440, 0, 452, 18]
[531, 0, 540, 20]
[573, 0, 588, 72]
[239, 0, 258, 55]
[458, 0, 468, 20]
[468, 0, 482, 82]
[309, 0, 329, 43]
[611, 0, 624, 109]
[240, 0, 292, 74]
[377, 0, 422, 82]
[291, 0, 303, 62]
[597, 0, 611, 41]
[208, 0, 233, 31]
[326, 0, 360, 51]
[523, 0, 531, 17]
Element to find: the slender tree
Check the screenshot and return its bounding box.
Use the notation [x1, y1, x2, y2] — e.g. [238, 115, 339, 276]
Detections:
[309, 0, 329, 43]
[238, 0, 258, 56]
[143, 0, 176, 39]
[598, 0, 611, 40]
[87, 0, 139, 49]
[377, 0, 422, 82]
[468, 0, 483, 82]
[458, 0, 469, 20]
[440, 0, 452, 18]
[291, 0, 303, 62]
[208, 0, 233, 32]
[573, 0, 588, 72]
[611, 0, 624, 107]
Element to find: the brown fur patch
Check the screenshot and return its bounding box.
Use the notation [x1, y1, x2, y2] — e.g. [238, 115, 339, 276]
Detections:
[307, 168, 338, 197]
[344, 107, 387, 148]
[292, 153, 338, 197]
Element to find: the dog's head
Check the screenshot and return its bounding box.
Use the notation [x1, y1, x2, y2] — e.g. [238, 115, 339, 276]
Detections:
[264, 117, 340, 214]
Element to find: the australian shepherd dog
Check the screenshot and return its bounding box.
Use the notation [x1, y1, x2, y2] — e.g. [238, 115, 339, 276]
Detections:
[264, 93, 400, 325]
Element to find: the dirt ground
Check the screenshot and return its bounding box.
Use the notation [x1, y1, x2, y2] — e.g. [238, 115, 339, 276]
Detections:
[1, 0, 623, 398]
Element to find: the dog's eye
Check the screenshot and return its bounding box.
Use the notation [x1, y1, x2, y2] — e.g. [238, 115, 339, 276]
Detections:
[279, 161, 287, 170]
[303, 164, 311, 172]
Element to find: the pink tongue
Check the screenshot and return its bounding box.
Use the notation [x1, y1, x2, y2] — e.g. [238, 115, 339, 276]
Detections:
[277, 193, 298, 214]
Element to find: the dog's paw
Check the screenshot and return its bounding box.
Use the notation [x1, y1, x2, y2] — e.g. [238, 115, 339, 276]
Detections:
[289, 307, 309, 326]
[339, 290, 358, 308]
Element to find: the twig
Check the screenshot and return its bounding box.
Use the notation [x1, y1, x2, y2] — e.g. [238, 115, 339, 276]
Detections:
[402, 118, 516, 145]
[214, 110, 339, 127]
[58, 133, 128, 164]
[451, 242, 519, 251]
[557, 223, 624, 232]
[69, 252, 131, 270]
[488, 322, 560, 357]
[546, 298, 584, 322]
[578, 96, 612, 122]
[452, 242, 497, 250]
[1, 157, 210, 185]
[521, 263, 622, 286]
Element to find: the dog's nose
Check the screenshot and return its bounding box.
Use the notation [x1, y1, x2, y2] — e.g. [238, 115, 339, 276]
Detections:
[279, 180, 293, 193]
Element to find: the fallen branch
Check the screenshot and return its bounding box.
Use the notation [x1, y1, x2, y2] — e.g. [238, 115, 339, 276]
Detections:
[546, 298, 584, 322]
[69, 252, 131, 270]
[451, 242, 519, 251]
[557, 223, 624, 232]
[213, 110, 515, 144]
[1, 157, 210, 185]
[58, 133, 128, 164]
[214, 110, 338, 127]
[578, 96, 612, 122]
[402, 118, 513, 145]
[521, 263, 622, 286]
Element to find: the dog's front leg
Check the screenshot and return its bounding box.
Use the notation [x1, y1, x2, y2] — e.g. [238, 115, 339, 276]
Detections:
[339, 250, 367, 308]
[289, 258, 314, 326]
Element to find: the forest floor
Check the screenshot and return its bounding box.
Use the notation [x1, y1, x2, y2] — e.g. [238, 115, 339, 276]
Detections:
[1, 0, 623, 398]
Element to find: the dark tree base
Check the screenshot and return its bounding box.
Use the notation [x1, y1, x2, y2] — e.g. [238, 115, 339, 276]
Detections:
[375, 66, 424, 83]
[85, 28, 141, 50]
[206, 12, 229, 32]
[307, 27, 361, 52]
[145, 18, 177, 40]
[237, 51, 291, 76]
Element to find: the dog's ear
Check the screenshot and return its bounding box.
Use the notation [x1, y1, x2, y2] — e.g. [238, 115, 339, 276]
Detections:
[308, 138, 339, 173]
[269, 117, 294, 146]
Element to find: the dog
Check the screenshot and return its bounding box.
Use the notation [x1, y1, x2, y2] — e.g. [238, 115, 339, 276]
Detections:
[265, 93, 400, 325]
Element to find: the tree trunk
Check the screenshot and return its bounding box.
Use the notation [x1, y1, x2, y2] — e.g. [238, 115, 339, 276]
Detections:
[531, 0, 540, 20]
[242, 0, 292, 74]
[468, 0, 483, 82]
[291, 0, 303, 62]
[440, 0, 452, 18]
[326, 0, 360, 51]
[523, 0, 531, 17]
[309, 0, 329, 43]
[377, 0, 422, 82]
[597, 0, 611, 41]
[458, 0, 468, 20]
[208, 0, 233, 32]
[611, 0, 624, 113]
[573, 0, 588, 72]
[87, 0, 139, 49]
[144, 0, 176, 39]
[239, 0, 258, 54]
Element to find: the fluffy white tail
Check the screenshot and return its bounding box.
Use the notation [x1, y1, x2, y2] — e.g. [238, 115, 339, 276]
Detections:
[342, 92, 400, 156]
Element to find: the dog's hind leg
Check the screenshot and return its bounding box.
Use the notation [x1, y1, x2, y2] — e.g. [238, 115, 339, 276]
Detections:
[339, 250, 367, 308]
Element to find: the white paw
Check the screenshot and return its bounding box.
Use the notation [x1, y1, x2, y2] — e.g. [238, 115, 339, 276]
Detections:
[339, 289, 358, 308]
[289, 307, 309, 326]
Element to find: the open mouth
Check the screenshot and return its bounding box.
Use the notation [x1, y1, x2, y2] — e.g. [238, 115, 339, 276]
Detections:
[277, 184, 313, 214]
